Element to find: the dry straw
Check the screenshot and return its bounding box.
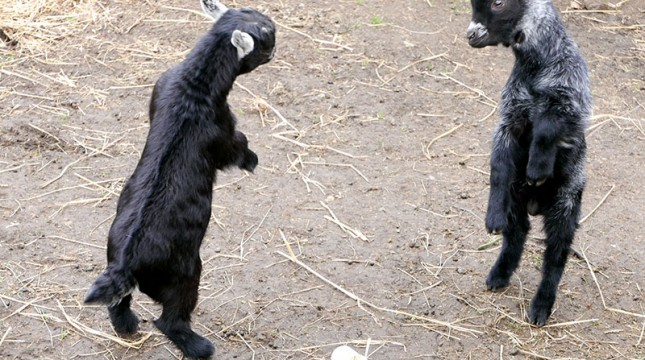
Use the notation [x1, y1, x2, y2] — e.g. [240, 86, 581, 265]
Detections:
[278, 234, 483, 339]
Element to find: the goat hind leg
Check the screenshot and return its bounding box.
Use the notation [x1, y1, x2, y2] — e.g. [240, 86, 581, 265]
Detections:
[529, 191, 581, 326]
[154, 273, 214, 358]
[486, 194, 530, 290]
[487, 197, 530, 290]
[108, 294, 139, 334]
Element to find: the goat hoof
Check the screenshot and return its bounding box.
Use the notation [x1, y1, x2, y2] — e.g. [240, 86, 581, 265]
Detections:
[528, 306, 551, 326]
[529, 296, 554, 326]
[240, 150, 258, 172]
[486, 273, 510, 290]
[180, 334, 214, 359]
[527, 177, 547, 187]
[485, 212, 506, 235]
[111, 312, 139, 334]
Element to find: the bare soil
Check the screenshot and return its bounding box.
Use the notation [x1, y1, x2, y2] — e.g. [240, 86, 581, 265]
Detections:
[1, 0, 644, 359]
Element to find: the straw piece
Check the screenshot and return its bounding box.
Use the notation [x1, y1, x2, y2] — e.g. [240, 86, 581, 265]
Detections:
[276, 250, 482, 337]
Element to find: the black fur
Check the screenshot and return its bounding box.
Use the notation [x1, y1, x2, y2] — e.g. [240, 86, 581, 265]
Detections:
[467, 0, 591, 325]
[85, 4, 275, 358]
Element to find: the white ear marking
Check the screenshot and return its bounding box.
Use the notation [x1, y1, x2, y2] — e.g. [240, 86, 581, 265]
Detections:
[201, 0, 228, 22]
[231, 30, 254, 59]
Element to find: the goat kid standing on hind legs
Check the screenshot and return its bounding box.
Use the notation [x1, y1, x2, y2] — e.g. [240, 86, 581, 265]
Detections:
[84, 1, 276, 358]
[466, 0, 591, 325]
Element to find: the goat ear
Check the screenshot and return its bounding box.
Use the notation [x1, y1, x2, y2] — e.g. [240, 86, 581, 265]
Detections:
[201, 0, 228, 22]
[231, 30, 254, 59]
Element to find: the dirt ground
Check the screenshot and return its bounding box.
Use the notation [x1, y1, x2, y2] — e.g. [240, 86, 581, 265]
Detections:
[1, 0, 644, 359]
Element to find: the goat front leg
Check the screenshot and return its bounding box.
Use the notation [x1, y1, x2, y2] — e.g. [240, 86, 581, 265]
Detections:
[486, 127, 519, 235]
[526, 123, 558, 186]
[526, 102, 575, 186]
[233, 130, 258, 172]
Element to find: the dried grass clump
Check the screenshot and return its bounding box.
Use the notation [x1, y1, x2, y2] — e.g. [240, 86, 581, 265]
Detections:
[0, 0, 111, 57]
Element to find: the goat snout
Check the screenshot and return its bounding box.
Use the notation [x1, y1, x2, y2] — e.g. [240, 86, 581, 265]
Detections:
[467, 22, 488, 47]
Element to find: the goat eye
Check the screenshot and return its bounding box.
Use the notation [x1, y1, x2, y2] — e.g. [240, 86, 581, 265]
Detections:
[492, 0, 504, 8]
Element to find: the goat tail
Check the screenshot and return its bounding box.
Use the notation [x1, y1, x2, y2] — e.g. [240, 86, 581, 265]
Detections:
[84, 265, 137, 307]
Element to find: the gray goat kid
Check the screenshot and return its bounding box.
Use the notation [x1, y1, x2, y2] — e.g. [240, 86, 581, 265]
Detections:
[467, 0, 591, 325]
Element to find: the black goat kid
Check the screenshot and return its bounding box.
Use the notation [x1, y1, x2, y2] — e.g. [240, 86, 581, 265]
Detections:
[467, 0, 591, 325]
[84, 1, 275, 358]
